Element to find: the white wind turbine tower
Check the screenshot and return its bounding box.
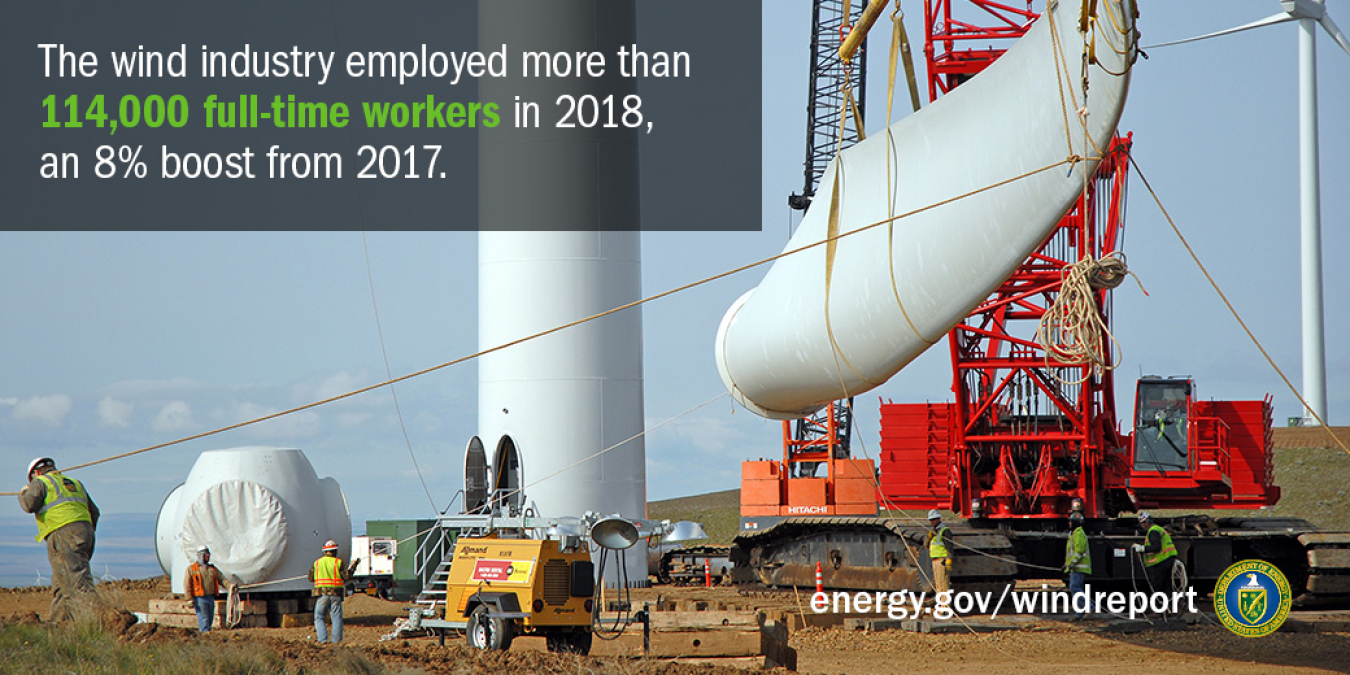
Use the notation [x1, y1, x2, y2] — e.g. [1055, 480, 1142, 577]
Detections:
[1147, 0, 1350, 424]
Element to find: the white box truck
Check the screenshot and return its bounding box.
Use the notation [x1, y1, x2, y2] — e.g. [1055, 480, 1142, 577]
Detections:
[347, 535, 397, 599]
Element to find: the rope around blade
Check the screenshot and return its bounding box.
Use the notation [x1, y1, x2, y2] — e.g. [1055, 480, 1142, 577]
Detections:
[1036, 252, 1146, 385]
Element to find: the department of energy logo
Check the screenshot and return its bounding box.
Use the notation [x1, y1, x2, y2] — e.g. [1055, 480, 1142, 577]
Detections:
[1214, 560, 1292, 637]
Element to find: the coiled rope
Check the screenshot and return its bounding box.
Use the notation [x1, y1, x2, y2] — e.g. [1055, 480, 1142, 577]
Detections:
[1035, 251, 1146, 384]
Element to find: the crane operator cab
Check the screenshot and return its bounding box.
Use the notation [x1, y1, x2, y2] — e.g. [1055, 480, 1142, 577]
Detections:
[1133, 378, 1192, 473]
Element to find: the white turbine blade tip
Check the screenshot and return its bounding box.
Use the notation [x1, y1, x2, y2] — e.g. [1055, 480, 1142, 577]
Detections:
[1143, 12, 1296, 50]
[1320, 13, 1350, 58]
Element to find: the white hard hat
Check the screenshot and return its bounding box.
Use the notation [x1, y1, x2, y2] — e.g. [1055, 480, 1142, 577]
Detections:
[197, 545, 210, 554]
[323, 539, 339, 551]
[927, 509, 942, 520]
[27, 457, 55, 481]
[1138, 511, 1152, 522]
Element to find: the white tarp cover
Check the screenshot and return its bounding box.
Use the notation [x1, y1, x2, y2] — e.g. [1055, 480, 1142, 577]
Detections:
[180, 479, 289, 584]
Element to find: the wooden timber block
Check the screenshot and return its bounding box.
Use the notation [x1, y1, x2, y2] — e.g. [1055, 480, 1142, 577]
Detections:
[268, 598, 300, 615]
[1307, 548, 1350, 569]
[761, 619, 797, 671]
[281, 613, 312, 628]
[773, 609, 850, 632]
[588, 629, 761, 658]
[148, 598, 196, 615]
[1307, 575, 1350, 594]
[888, 619, 1014, 634]
[145, 613, 266, 629]
[229, 599, 268, 616]
[146, 597, 266, 616]
[146, 613, 200, 629]
[648, 629, 762, 658]
[647, 611, 760, 631]
[671, 657, 765, 669]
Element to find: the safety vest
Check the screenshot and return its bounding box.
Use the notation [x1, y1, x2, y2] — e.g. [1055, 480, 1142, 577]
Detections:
[1144, 524, 1178, 567]
[33, 472, 93, 542]
[312, 555, 345, 589]
[1065, 526, 1092, 574]
[929, 524, 950, 559]
[187, 562, 221, 597]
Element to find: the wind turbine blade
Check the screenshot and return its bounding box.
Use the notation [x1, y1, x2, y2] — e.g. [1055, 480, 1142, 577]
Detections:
[1319, 12, 1350, 58]
[1144, 12, 1296, 49]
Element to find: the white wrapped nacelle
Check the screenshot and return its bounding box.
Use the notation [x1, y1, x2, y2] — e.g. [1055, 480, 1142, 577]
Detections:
[155, 446, 351, 594]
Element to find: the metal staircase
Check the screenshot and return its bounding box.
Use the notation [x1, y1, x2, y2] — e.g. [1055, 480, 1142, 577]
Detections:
[411, 523, 458, 617]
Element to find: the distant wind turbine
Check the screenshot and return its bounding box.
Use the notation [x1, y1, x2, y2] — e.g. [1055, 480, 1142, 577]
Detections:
[99, 565, 118, 583]
[1147, 0, 1350, 423]
[34, 568, 49, 586]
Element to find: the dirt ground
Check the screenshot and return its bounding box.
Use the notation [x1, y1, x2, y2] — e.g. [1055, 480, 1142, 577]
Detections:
[3, 579, 1349, 674]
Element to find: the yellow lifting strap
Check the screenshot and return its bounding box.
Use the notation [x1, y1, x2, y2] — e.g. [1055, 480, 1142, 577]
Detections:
[825, 1, 937, 378]
[1079, 0, 1100, 65]
[847, 88, 866, 142]
[891, 4, 921, 117]
[1078, 0, 1098, 34]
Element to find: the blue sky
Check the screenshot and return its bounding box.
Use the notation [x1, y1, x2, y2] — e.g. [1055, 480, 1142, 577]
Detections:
[2, 1, 1346, 583]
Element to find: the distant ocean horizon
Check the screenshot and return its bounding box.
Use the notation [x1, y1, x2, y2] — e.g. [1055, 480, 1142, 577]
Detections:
[0, 512, 163, 588]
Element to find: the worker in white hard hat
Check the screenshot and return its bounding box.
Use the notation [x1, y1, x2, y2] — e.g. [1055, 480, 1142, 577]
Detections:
[309, 539, 352, 643]
[185, 546, 229, 632]
[17, 457, 100, 622]
[925, 509, 953, 596]
[1131, 511, 1178, 597]
[1064, 511, 1092, 620]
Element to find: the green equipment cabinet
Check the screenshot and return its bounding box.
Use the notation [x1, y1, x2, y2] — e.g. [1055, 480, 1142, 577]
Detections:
[365, 519, 456, 601]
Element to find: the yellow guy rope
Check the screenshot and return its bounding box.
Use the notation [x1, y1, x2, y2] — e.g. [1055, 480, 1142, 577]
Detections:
[1130, 157, 1348, 456]
[0, 159, 1078, 497]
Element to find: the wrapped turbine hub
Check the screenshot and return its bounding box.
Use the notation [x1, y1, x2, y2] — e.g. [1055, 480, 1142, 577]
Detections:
[156, 446, 350, 593]
[178, 479, 290, 585]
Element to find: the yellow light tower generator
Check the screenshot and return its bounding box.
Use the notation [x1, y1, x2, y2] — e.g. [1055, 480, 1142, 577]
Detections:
[448, 534, 595, 653]
[416, 512, 668, 655]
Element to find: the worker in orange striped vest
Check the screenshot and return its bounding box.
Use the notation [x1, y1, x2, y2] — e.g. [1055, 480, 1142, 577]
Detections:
[185, 546, 229, 632]
[309, 539, 351, 643]
[17, 457, 100, 622]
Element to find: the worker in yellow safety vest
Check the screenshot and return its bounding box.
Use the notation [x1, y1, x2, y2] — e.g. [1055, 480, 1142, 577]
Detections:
[1064, 511, 1092, 620]
[309, 539, 351, 643]
[1131, 512, 1179, 598]
[926, 509, 953, 596]
[17, 457, 100, 622]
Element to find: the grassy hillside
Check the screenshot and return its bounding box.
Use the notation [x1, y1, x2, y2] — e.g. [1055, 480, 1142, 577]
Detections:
[648, 430, 1350, 536]
[1155, 444, 1349, 528]
[648, 489, 740, 545]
